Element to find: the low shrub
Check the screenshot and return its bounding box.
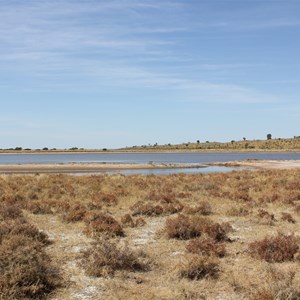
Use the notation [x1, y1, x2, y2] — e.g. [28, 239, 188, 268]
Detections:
[0, 234, 60, 299]
[131, 201, 164, 217]
[81, 238, 149, 277]
[0, 219, 50, 245]
[165, 214, 201, 240]
[62, 204, 87, 223]
[179, 256, 219, 280]
[183, 201, 212, 215]
[249, 233, 299, 262]
[26, 200, 57, 215]
[0, 205, 23, 221]
[257, 209, 276, 225]
[165, 214, 228, 241]
[186, 236, 226, 257]
[93, 193, 118, 206]
[121, 214, 135, 228]
[281, 212, 296, 223]
[84, 212, 124, 237]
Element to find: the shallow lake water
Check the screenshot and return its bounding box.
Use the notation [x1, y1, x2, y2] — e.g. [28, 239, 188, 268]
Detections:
[0, 152, 299, 165]
[1, 152, 297, 175]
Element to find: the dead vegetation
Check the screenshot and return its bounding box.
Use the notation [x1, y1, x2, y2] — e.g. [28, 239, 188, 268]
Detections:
[81, 238, 149, 277]
[0, 168, 299, 299]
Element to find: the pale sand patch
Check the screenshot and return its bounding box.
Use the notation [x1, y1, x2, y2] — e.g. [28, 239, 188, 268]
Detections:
[209, 160, 300, 170]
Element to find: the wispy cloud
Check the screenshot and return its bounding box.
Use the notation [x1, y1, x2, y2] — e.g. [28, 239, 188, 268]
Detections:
[0, 0, 294, 106]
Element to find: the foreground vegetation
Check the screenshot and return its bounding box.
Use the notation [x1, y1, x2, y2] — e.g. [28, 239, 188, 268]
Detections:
[0, 169, 299, 299]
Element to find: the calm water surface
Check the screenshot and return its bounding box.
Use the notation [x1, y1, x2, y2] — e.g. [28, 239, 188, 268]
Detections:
[0, 152, 299, 165]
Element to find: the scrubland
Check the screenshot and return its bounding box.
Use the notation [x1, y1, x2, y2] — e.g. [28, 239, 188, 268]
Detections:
[0, 169, 300, 299]
[123, 137, 300, 152]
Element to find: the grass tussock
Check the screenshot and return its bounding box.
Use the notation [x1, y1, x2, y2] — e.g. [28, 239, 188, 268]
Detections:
[179, 256, 220, 280]
[186, 236, 226, 257]
[83, 211, 124, 237]
[165, 214, 228, 241]
[0, 201, 60, 299]
[250, 267, 300, 300]
[249, 233, 299, 262]
[81, 238, 149, 277]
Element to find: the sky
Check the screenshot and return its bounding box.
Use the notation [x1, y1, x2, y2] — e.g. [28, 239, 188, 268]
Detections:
[1, 0, 299, 149]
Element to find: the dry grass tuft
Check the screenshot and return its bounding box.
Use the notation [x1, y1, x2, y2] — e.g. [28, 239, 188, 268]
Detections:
[250, 267, 300, 300]
[183, 200, 212, 215]
[281, 212, 296, 223]
[0, 219, 50, 245]
[186, 236, 226, 257]
[0, 235, 60, 300]
[249, 233, 299, 262]
[165, 214, 201, 240]
[81, 238, 149, 277]
[0, 205, 23, 221]
[179, 256, 220, 280]
[131, 201, 164, 216]
[165, 214, 228, 241]
[226, 204, 250, 217]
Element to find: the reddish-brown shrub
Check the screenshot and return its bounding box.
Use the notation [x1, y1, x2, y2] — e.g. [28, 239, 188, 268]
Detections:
[62, 204, 87, 223]
[161, 200, 184, 214]
[81, 238, 149, 277]
[257, 209, 276, 225]
[26, 200, 55, 215]
[179, 256, 219, 280]
[135, 217, 146, 227]
[0, 234, 60, 299]
[93, 193, 118, 206]
[0, 219, 50, 245]
[294, 204, 300, 214]
[165, 214, 201, 240]
[0, 205, 23, 221]
[186, 236, 226, 257]
[84, 212, 124, 237]
[249, 233, 299, 262]
[131, 201, 164, 217]
[165, 215, 228, 241]
[281, 212, 296, 223]
[121, 214, 135, 228]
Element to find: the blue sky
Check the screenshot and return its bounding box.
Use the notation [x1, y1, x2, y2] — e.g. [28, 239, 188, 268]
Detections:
[1, 0, 299, 149]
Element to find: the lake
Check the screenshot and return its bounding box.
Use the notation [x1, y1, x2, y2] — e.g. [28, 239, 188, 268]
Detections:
[0, 152, 299, 165]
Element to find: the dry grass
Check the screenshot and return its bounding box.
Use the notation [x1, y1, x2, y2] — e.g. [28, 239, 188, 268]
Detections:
[0, 168, 299, 299]
[0, 199, 60, 300]
[249, 233, 299, 262]
[186, 236, 226, 257]
[80, 238, 150, 277]
[179, 256, 220, 280]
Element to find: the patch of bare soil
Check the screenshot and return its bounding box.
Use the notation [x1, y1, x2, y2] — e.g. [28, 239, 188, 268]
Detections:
[24, 212, 105, 300]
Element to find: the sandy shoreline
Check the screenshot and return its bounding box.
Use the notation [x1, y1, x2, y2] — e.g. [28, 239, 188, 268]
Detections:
[0, 162, 206, 174]
[209, 159, 300, 169]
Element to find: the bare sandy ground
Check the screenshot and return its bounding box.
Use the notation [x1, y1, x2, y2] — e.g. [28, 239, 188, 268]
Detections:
[0, 162, 205, 174]
[209, 160, 300, 169]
